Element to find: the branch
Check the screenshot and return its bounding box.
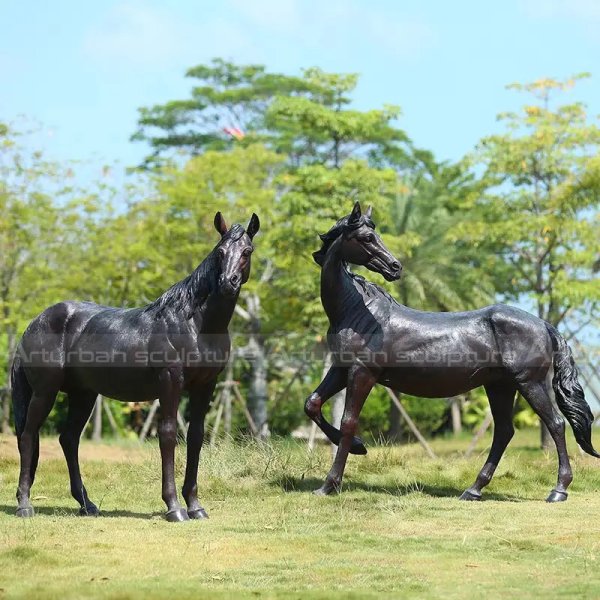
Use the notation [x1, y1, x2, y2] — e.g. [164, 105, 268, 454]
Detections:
[259, 259, 274, 284]
[508, 257, 536, 288]
[234, 305, 251, 321]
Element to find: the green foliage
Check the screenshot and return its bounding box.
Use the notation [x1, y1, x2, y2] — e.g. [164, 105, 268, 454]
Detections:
[266, 67, 408, 167]
[132, 58, 310, 167]
[391, 160, 495, 311]
[401, 396, 449, 437]
[453, 75, 600, 326]
[273, 160, 402, 332]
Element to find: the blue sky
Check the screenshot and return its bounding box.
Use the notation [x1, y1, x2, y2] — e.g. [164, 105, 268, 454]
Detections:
[2, 0, 600, 172]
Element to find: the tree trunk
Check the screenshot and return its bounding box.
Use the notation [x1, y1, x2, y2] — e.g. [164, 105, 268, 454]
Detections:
[387, 393, 402, 442]
[223, 359, 233, 436]
[450, 397, 462, 435]
[92, 396, 102, 441]
[2, 331, 16, 434]
[246, 294, 270, 439]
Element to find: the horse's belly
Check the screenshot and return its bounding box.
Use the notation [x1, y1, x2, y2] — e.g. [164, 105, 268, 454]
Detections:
[380, 366, 503, 398]
[65, 366, 160, 402]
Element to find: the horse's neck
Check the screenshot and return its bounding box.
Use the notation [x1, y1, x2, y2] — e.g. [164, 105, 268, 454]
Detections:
[320, 238, 355, 323]
[192, 291, 237, 333]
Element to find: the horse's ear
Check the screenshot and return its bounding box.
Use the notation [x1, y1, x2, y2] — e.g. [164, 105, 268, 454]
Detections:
[349, 201, 362, 223]
[214, 211, 228, 237]
[365, 205, 372, 219]
[247, 213, 260, 239]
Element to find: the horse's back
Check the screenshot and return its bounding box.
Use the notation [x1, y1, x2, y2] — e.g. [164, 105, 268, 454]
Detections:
[380, 302, 552, 396]
[17, 301, 110, 392]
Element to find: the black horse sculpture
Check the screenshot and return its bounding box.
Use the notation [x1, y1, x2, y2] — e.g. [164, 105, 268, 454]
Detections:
[305, 202, 598, 501]
[12, 211, 259, 521]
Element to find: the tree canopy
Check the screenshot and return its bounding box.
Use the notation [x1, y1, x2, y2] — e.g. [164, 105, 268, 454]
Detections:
[1, 63, 599, 441]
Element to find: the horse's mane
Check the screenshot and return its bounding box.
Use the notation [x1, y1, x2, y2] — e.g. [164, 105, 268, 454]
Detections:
[313, 214, 394, 305]
[145, 224, 245, 318]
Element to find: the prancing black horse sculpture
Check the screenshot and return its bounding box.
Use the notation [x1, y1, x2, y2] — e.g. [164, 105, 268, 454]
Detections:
[12, 212, 259, 521]
[305, 202, 598, 502]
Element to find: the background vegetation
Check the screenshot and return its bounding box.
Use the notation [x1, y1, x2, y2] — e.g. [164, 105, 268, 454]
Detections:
[1, 61, 599, 442]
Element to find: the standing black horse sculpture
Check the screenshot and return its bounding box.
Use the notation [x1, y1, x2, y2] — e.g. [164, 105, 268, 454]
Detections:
[305, 202, 598, 502]
[12, 211, 259, 521]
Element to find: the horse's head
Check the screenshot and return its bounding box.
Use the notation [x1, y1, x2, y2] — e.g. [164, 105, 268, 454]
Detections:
[213, 211, 260, 297]
[313, 201, 402, 282]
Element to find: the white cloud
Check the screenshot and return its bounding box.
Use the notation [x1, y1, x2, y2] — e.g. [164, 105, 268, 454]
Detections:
[362, 13, 436, 60]
[82, 1, 260, 71]
[229, 0, 303, 34]
[81, 0, 437, 78]
[228, 0, 437, 61]
[521, 0, 600, 19]
[519, 0, 600, 40]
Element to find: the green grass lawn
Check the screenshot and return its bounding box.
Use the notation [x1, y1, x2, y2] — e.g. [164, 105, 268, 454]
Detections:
[1, 429, 599, 599]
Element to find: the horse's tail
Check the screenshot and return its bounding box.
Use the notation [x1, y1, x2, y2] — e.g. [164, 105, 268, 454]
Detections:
[546, 324, 599, 458]
[11, 352, 32, 442]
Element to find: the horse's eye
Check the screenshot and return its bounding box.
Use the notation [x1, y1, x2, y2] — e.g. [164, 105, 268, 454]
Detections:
[243, 248, 252, 257]
[218, 248, 226, 259]
[366, 233, 375, 243]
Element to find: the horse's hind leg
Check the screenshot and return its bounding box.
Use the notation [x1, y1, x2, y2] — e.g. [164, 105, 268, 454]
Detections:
[518, 381, 572, 502]
[59, 391, 99, 515]
[460, 382, 516, 501]
[16, 390, 58, 517]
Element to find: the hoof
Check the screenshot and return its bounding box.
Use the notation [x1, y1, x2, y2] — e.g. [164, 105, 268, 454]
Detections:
[350, 437, 368, 455]
[546, 489, 568, 503]
[79, 503, 100, 516]
[165, 507, 190, 522]
[459, 490, 482, 502]
[188, 508, 209, 519]
[16, 506, 35, 518]
[313, 482, 340, 496]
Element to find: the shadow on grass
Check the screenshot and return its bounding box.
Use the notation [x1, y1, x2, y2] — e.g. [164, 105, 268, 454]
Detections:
[0, 504, 159, 519]
[272, 477, 525, 502]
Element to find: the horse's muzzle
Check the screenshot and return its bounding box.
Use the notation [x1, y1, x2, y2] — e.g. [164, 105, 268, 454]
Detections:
[368, 257, 402, 281]
[219, 274, 241, 297]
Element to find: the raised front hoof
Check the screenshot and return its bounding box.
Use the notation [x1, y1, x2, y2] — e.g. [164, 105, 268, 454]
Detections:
[16, 506, 35, 518]
[165, 508, 190, 522]
[188, 508, 209, 520]
[313, 481, 340, 496]
[459, 490, 482, 502]
[546, 489, 568, 503]
[79, 504, 100, 517]
[350, 437, 368, 456]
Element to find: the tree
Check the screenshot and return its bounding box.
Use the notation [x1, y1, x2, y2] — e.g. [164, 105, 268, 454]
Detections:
[453, 75, 600, 447]
[132, 60, 413, 172]
[266, 68, 410, 168]
[132, 58, 310, 168]
[0, 123, 95, 431]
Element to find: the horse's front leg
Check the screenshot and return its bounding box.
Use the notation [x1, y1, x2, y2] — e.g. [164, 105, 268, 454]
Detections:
[304, 366, 367, 455]
[182, 380, 216, 519]
[314, 365, 377, 495]
[158, 366, 188, 522]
